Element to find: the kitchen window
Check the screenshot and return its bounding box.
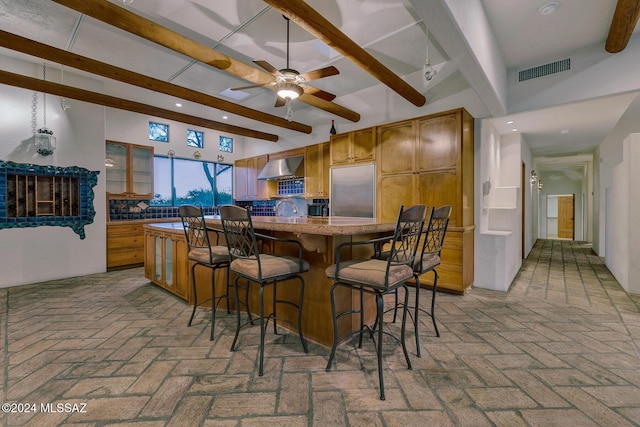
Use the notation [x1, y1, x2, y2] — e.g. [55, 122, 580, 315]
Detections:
[151, 156, 232, 207]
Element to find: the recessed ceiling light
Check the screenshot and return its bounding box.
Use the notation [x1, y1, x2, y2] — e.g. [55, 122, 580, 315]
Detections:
[175, 103, 182, 107]
[511, 128, 519, 132]
[560, 129, 569, 134]
[506, 120, 514, 124]
[222, 115, 228, 120]
[538, 1, 560, 16]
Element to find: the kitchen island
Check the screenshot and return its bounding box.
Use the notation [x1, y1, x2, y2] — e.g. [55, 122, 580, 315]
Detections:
[144, 215, 397, 347]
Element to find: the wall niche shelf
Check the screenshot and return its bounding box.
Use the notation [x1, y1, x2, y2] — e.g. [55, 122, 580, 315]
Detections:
[0, 161, 99, 239]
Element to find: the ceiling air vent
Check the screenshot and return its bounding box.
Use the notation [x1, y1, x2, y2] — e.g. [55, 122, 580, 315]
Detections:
[518, 58, 571, 82]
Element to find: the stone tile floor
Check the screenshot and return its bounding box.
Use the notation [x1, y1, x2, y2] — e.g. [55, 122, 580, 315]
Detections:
[2, 239, 640, 426]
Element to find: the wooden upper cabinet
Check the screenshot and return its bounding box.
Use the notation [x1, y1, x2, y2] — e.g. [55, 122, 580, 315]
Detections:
[234, 158, 249, 200]
[234, 154, 270, 201]
[255, 154, 269, 199]
[305, 142, 330, 198]
[106, 141, 154, 199]
[378, 120, 416, 176]
[330, 127, 376, 165]
[376, 108, 473, 228]
[417, 114, 459, 172]
[330, 133, 350, 165]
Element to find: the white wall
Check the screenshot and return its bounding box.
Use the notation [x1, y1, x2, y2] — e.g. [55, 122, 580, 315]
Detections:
[475, 121, 531, 291]
[606, 133, 640, 294]
[105, 109, 250, 164]
[596, 93, 640, 256]
[508, 33, 640, 114]
[521, 137, 534, 254]
[0, 55, 107, 287]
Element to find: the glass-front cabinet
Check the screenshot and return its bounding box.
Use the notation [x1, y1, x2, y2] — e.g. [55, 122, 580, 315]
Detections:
[154, 235, 174, 288]
[145, 229, 188, 300]
[106, 141, 153, 199]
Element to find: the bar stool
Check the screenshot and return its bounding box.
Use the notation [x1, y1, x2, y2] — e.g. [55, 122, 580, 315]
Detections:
[325, 204, 428, 400]
[219, 205, 309, 376]
[180, 205, 231, 341]
[382, 205, 452, 356]
[407, 205, 452, 356]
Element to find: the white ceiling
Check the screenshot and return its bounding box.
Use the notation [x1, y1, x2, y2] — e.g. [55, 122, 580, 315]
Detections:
[0, 0, 638, 162]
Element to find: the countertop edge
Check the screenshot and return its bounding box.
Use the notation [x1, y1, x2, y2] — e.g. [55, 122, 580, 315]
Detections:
[143, 216, 397, 236]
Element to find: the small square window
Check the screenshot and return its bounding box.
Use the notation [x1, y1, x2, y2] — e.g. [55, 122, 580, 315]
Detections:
[149, 122, 169, 142]
[187, 129, 204, 148]
[219, 136, 233, 153]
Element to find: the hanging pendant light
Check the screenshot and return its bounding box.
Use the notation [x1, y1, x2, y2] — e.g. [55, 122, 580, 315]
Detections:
[424, 27, 437, 82]
[33, 63, 56, 157]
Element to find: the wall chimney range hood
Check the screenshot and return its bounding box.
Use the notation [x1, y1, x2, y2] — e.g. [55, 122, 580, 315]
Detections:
[257, 156, 304, 181]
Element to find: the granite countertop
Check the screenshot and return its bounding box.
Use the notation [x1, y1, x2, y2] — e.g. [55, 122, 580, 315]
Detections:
[144, 215, 397, 236]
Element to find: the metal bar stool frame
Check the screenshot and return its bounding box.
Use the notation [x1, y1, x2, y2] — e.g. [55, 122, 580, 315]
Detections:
[325, 204, 428, 400]
[219, 205, 309, 377]
[389, 205, 452, 357]
[180, 204, 231, 341]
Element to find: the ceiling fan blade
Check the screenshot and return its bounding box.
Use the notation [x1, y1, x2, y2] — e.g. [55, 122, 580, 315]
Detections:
[230, 83, 267, 91]
[254, 60, 282, 76]
[304, 86, 336, 102]
[299, 66, 339, 82]
[274, 96, 287, 108]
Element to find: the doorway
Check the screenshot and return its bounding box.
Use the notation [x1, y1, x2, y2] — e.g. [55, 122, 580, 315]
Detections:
[546, 194, 575, 240]
[558, 195, 575, 239]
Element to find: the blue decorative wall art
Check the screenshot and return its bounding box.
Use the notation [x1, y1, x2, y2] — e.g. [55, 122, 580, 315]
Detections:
[0, 161, 99, 239]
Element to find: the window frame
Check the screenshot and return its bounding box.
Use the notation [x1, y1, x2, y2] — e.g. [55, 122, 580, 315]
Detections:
[151, 155, 233, 207]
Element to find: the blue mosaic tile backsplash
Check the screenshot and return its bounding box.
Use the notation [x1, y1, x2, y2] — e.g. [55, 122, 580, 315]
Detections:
[236, 200, 277, 216]
[277, 178, 304, 195]
[108, 200, 219, 221]
[109, 176, 308, 221]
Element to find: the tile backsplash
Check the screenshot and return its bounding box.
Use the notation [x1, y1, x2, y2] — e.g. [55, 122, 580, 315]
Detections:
[109, 178, 323, 221]
[235, 200, 277, 216]
[108, 200, 219, 221]
[277, 178, 304, 195]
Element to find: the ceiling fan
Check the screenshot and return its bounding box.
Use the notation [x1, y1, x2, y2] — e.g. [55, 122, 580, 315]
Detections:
[231, 16, 339, 108]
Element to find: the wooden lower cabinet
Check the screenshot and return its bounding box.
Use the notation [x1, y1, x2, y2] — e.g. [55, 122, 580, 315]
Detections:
[144, 231, 189, 299]
[144, 224, 228, 306]
[107, 223, 145, 269]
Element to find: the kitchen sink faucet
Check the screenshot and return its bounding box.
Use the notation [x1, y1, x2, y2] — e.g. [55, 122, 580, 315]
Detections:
[274, 199, 298, 216]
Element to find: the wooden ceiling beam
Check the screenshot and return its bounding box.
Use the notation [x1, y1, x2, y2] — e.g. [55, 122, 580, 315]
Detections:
[51, 0, 360, 122]
[0, 69, 278, 142]
[263, 0, 426, 107]
[0, 30, 311, 134]
[606, 0, 640, 53]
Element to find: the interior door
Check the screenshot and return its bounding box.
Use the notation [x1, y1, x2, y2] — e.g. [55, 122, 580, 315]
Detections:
[558, 195, 575, 239]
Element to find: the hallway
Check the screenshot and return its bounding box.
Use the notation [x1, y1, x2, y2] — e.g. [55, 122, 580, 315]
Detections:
[2, 240, 640, 426]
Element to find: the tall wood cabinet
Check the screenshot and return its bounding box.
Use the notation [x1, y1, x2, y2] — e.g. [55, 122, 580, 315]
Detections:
[234, 154, 269, 200]
[377, 108, 474, 293]
[330, 127, 376, 165]
[304, 142, 330, 198]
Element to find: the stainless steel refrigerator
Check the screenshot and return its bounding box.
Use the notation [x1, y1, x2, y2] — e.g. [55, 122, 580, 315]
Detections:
[330, 163, 376, 217]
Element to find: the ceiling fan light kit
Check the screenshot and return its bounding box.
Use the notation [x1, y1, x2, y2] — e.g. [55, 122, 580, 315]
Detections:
[276, 82, 304, 100]
[231, 15, 339, 109]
